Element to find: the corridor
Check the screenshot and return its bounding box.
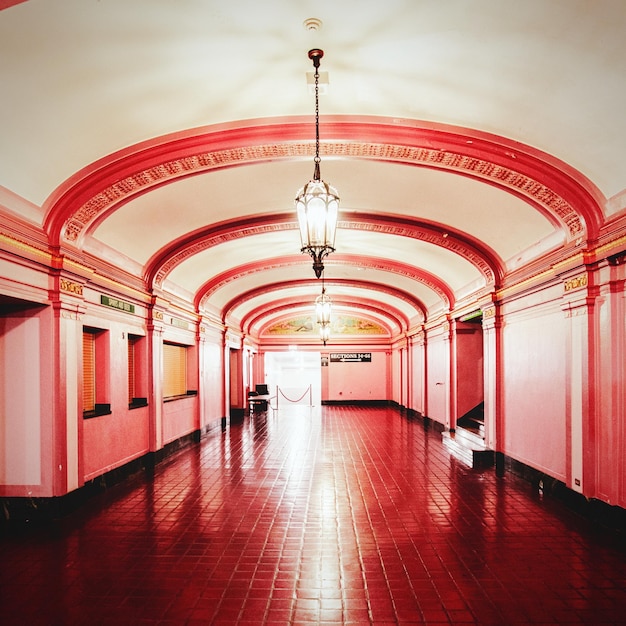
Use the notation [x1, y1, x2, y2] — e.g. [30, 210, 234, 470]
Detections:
[1, 406, 625, 625]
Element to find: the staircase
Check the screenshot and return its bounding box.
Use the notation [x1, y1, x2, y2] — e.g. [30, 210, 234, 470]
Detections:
[442, 403, 494, 468]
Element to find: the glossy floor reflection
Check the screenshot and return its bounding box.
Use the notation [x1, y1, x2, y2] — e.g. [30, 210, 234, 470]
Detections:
[1, 406, 626, 625]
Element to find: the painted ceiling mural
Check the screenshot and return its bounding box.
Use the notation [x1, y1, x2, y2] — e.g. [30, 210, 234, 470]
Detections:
[265, 315, 389, 337]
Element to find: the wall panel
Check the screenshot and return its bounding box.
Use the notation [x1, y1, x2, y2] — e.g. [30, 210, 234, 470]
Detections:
[327, 349, 388, 402]
[425, 329, 448, 425]
[501, 301, 567, 481]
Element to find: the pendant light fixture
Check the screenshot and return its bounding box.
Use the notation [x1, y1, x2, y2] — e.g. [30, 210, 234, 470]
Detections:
[319, 322, 331, 345]
[315, 271, 332, 345]
[315, 288, 332, 327]
[295, 48, 339, 279]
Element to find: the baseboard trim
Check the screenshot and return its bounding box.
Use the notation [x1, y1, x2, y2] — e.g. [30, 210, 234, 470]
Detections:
[0, 418, 226, 522]
[496, 453, 626, 534]
[322, 399, 393, 406]
[4, 412, 624, 533]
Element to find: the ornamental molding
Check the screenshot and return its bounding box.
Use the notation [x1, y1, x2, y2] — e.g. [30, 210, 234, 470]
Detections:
[482, 306, 496, 319]
[154, 222, 294, 286]
[0, 231, 53, 264]
[162, 219, 485, 299]
[340, 220, 495, 283]
[563, 274, 588, 292]
[199, 256, 450, 312]
[336, 258, 451, 307]
[224, 278, 425, 322]
[59, 278, 83, 296]
[61, 141, 584, 244]
[60, 310, 80, 320]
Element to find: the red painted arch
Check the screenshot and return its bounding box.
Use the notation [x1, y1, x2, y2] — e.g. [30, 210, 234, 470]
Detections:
[222, 278, 425, 330]
[195, 253, 453, 315]
[42, 116, 605, 249]
[243, 298, 405, 340]
[149, 213, 496, 302]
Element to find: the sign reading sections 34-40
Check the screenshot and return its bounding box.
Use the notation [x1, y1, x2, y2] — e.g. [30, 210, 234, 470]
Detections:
[330, 353, 372, 363]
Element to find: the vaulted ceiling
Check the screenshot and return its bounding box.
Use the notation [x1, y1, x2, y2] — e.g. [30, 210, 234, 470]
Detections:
[1, 0, 624, 340]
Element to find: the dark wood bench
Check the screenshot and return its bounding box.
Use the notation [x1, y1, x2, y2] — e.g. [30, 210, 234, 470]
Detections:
[248, 393, 270, 412]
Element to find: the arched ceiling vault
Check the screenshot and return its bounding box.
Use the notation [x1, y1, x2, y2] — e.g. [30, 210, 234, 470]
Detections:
[196, 255, 450, 316]
[156, 213, 499, 296]
[39, 117, 605, 336]
[243, 297, 406, 339]
[3, 1, 622, 343]
[43, 118, 604, 248]
[224, 279, 422, 332]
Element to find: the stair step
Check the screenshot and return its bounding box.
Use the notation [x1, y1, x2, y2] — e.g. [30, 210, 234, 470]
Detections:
[442, 430, 494, 468]
[467, 419, 485, 434]
[442, 432, 473, 466]
[453, 426, 485, 449]
[457, 416, 485, 435]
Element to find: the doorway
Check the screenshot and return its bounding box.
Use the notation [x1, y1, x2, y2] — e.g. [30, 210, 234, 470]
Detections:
[264, 351, 321, 408]
[454, 315, 485, 437]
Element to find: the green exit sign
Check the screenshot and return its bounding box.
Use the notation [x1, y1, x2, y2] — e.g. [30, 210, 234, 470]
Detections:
[101, 295, 135, 314]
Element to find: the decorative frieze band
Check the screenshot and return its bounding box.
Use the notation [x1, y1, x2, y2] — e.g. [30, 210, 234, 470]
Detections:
[61, 141, 584, 244]
[154, 223, 294, 286]
[0, 231, 53, 264]
[198, 256, 449, 312]
[344, 221, 495, 284]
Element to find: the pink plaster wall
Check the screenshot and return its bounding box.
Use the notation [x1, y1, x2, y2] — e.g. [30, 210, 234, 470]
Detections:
[4, 245, 626, 512]
[390, 349, 401, 404]
[426, 332, 447, 425]
[593, 282, 626, 507]
[501, 305, 567, 482]
[81, 320, 151, 480]
[162, 396, 197, 445]
[326, 350, 387, 401]
[409, 340, 425, 415]
[79, 324, 217, 483]
[1, 312, 45, 494]
[0, 305, 56, 497]
[202, 340, 226, 424]
[83, 408, 150, 480]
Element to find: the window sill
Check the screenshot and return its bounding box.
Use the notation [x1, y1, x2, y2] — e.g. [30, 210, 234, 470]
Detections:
[83, 404, 112, 419]
[129, 398, 148, 409]
[163, 390, 198, 403]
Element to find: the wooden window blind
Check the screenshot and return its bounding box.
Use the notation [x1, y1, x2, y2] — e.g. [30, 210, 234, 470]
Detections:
[83, 330, 96, 412]
[128, 337, 136, 403]
[163, 342, 187, 398]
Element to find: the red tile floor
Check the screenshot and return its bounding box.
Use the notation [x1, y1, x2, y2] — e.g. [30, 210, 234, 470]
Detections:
[1, 405, 626, 625]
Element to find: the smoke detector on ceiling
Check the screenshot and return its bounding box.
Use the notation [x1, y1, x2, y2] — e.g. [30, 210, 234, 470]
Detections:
[303, 17, 323, 31]
[303, 18, 328, 93]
